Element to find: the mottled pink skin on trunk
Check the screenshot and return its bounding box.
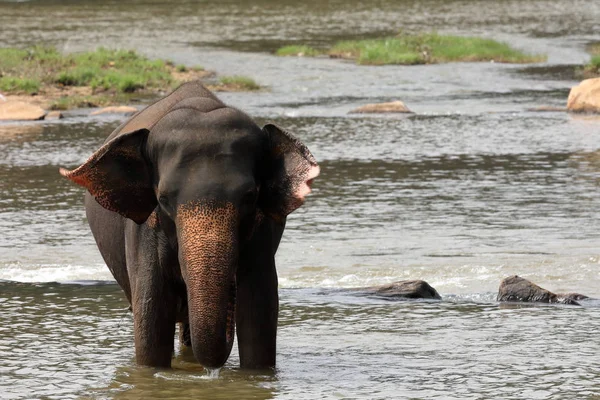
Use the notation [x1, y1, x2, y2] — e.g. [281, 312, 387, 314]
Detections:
[176, 201, 238, 368]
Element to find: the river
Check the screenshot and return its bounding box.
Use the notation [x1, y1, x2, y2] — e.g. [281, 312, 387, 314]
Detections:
[1, 0, 600, 399]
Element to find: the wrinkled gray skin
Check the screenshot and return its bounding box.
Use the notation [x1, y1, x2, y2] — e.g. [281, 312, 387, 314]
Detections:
[60, 81, 319, 369]
[497, 276, 588, 306]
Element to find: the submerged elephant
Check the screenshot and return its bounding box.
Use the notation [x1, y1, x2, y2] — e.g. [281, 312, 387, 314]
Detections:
[60, 81, 319, 369]
[497, 275, 588, 305]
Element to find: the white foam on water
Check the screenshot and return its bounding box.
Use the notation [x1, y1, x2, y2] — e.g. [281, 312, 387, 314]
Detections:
[277, 257, 600, 298]
[155, 367, 221, 382]
[3, 257, 598, 299]
[0, 262, 114, 283]
[204, 368, 221, 380]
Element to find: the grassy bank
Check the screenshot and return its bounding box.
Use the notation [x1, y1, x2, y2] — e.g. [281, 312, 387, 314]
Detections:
[0, 47, 175, 94]
[217, 76, 261, 91]
[276, 33, 545, 65]
[275, 45, 322, 57]
[0, 46, 261, 109]
[585, 56, 600, 76]
[584, 43, 600, 76]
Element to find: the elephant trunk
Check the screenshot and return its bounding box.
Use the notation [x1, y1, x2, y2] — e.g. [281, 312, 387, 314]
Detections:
[177, 201, 239, 369]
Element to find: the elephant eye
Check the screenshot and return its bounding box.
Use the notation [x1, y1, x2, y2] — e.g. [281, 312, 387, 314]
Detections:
[241, 188, 258, 206]
[158, 194, 172, 211]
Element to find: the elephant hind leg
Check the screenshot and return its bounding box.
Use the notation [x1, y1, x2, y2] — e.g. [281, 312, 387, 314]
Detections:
[179, 322, 192, 347]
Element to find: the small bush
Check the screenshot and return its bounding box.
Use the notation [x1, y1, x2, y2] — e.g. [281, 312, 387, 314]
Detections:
[276, 45, 321, 57]
[219, 76, 261, 91]
[331, 39, 422, 65]
[55, 67, 100, 86]
[0, 77, 40, 94]
[584, 55, 600, 76]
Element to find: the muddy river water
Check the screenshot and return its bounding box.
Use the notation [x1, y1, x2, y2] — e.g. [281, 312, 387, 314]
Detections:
[1, 1, 600, 399]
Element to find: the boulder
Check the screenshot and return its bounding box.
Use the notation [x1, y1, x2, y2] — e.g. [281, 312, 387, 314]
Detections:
[567, 78, 600, 113]
[497, 276, 585, 305]
[0, 101, 46, 121]
[352, 280, 441, 300]
[44, 111, 63, 120]
[90, 106, 138, 116]
[349, 100, 412, 114]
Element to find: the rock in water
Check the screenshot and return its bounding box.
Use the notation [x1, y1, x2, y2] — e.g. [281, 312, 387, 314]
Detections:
[45, 111, 63, 120]
[0, 101, 46, 121]
[349, 100, 413, 114]
[497, 276, 583, 305]
[359, 280, 442, 300]
[567, 78, 600, 113]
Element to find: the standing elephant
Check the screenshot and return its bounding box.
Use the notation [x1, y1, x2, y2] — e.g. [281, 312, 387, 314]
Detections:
[60, 81, 319, 369]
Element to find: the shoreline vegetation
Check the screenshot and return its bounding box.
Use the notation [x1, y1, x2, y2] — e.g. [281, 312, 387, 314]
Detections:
[0, 47, 262, 110]
[276, 32, 546, 65]
[584, 43, 600, 77]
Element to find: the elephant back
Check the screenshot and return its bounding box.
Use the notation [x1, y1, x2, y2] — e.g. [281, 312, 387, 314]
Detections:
[105, 80, 223, 143]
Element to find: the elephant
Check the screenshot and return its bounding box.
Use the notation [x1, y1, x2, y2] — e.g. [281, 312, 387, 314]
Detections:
[60, 81, 319, 369]
[355, 280, 442, 300]
[497, 276, 588, 305]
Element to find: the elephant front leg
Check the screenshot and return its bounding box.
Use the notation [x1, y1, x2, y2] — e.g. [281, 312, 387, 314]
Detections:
[126, 222, 180, 368]
[236, 219, 282, 369]
[132, 281, 177, 367]
[236, 261, 278, 369]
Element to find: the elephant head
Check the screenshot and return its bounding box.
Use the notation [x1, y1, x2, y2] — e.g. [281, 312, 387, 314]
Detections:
[60, 84, 319, 368]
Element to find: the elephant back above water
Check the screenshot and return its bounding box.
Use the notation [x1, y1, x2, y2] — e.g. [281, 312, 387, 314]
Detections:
[497, 276, 588, 306]
[60, 81, 319, 369]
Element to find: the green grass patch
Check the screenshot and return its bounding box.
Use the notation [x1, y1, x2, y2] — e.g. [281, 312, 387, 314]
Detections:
[0, 46, 175, 94]
[0, 77, 41, 94]
[584, 55, 600, 76]
[330, 39, 423, 65]
[276, 45, 321, 57]
[218, 76, 261, 91]
[0, 46, 244, 109]
[277, 33, 546, 65]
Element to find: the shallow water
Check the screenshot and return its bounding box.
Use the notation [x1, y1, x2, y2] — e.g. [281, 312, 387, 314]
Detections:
[1, 282, 599, 400]
[1, 0, 600, 399]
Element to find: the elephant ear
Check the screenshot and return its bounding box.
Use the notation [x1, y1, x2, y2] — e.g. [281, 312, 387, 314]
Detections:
[260, 124, 320, 222]
[59, 128, 157, 224]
